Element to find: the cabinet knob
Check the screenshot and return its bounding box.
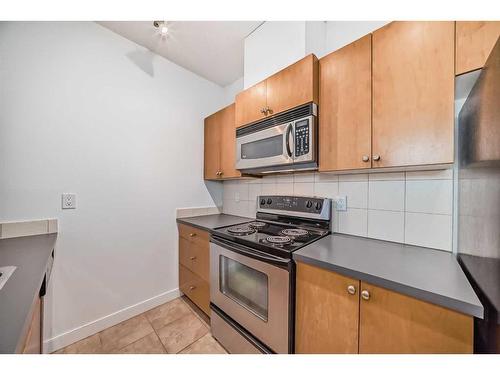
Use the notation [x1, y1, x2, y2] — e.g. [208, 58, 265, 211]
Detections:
[265, 106, 273, 115]
[373, 155, 381, 161]
[189, 233, 196, 237]
[260, 108, 267, 114]
[190, 256, 197, 261]
[361, 290, 370, 301]
[362, 155, 370, 162]
[347, 285, 356, 295]
[189, 286, 196, 291]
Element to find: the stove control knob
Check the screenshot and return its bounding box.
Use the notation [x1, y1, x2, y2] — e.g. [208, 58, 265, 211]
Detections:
[267, 198, 273, 205]
[260, 198, 266, 205]
[306, 200, 313, 208]
[315, 202, 322, 211]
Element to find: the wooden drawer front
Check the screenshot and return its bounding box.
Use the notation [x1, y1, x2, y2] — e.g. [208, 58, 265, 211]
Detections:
[359, 282, 473, 354]
[179, 237, 209, 282]
[178, 223, 210, 246]
[179, 264, 210, 316]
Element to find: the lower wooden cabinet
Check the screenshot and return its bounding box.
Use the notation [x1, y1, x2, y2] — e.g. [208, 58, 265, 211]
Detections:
[295, 262, 359, 353]
[178, 223, 210, 316]
[21, 296, 42, 354]
[295, 262, 474, 354]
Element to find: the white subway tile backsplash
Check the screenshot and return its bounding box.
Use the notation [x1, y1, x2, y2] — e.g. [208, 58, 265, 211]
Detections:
[405, 212, 452, 251]
[368, 210, 405, 242]
[293, 182, 314, 196]
[314, 181, 339, 199]
[406, 180, 453, 215]
[338, 208, 368, 237]
[222, 169, 454, 251]
[368, 181, 405, 211]
[339, 181, 368, 209]
[406, 169, 453, 180]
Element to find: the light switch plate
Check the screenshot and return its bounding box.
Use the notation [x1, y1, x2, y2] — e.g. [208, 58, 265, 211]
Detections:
[335, 196, 347, 211]
[62, 193, 76, 209]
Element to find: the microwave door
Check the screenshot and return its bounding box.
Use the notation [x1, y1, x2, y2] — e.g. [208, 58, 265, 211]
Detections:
[236, 123, 294, 170]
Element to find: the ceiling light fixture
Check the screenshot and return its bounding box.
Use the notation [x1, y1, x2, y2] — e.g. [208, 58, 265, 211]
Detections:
[153, 21, 169, 37]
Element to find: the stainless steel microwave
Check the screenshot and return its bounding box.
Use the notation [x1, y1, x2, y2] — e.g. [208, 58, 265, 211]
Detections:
[236, 103, 318, 174]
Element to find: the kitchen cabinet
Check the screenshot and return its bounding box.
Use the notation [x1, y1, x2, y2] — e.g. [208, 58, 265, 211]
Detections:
[21, 296, 42, 354]
[178, 223, 210, 316]
[204, 103, 241, 180]
[295, 262, 359, 354]
[235, 54, 318, 128]
[372, 21, 455, 168]
[359, 282, 473, 354]
[319, 34, 372, 171]
[456, 21, 500, 75]
[295, 261, 474, 354]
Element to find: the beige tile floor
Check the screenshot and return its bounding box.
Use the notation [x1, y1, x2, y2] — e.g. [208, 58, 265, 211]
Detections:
[53, 296, 227, 354]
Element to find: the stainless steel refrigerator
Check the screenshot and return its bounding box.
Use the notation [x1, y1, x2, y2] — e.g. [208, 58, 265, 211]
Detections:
[457, 36, 500, 353]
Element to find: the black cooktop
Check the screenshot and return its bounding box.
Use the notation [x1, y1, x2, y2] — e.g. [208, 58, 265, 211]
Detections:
[212, 220, 329, 259]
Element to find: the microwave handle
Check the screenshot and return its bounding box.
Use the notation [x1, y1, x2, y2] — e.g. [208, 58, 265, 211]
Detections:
[285, 123, 294, 158]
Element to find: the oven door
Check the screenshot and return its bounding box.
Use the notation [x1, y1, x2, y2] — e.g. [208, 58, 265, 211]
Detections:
[210, 237, 291, 354]
[236, 122, 294, 171]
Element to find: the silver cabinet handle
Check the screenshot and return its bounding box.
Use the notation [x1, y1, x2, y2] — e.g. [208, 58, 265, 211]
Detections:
[373, 155, 381, 161]
[189, 233, 196, 237]
[361, 290, 370, 301]
[347, 285, 356, 295]
[362, 155, 370, 162]
[189, 286, 196, 291]
[189, 256, 197, 261]
[260, 108, 267, 114]
[265, 106, 272, 115]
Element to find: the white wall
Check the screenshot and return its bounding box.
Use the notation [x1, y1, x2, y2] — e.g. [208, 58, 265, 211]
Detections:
[222, 76, 244, 107]
[223, 170, 454, 251]
[244, 21, 307, 88]
[0, 22, 225, 351]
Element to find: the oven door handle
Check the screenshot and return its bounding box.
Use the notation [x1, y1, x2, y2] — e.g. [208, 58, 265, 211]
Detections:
[210, 236, 291, 269]
[285, 123, 294, 158]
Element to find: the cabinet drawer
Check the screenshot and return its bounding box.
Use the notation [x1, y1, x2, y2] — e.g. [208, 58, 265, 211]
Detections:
[179, 264, 210, 316]
[179, 237, 209, 282]
[178, 223, 210, 246]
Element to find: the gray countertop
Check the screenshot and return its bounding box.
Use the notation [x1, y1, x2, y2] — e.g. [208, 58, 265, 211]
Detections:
[0, 234, 57, 353]
[294, 233, 483, 319]
[176, 214, 251, 232]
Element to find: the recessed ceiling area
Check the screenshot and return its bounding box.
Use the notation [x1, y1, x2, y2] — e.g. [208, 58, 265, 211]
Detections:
[98, 21, 262, 86]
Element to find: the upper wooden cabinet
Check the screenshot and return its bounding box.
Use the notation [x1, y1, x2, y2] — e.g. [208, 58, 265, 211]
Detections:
[372, 21, 455, 168]
[204, 104, 241, 180]
[235, 54, 319, 128]
[359, 282, 473, 354]
[295, 262, 359, 354]
[319, 34, 372, 171]
[456, 21, 500, 75]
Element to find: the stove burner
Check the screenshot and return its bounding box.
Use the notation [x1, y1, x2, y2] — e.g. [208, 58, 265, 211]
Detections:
[248, 221, 266, 229]
[280, 228, 309, 237]
[265, 236, 292, 245]
[227, 226, 256, 236]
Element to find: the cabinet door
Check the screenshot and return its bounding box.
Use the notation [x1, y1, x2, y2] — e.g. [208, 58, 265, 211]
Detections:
[219, 104, 241, 179]
[203, 112, 220, 180]
[359, 282, 473, 354]
[372, 21, 455, 168]
[235, 80, 267, 127]
[295, 262, 359, 353]
[266, 54, 319, 116]
[179, 264, 210, 316]
[319, 35, 372, 171]
[456, 21, 500, 75]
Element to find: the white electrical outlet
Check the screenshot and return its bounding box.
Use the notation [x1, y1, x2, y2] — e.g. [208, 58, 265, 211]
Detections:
[335, 196, 347, 211]
[62, 193, 76, 209]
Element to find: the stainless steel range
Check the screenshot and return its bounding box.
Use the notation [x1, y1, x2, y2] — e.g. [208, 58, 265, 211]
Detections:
[210, 195, 332, 354]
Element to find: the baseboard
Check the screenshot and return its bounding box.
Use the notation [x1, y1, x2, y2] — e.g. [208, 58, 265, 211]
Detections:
[43, 287, 180, 353]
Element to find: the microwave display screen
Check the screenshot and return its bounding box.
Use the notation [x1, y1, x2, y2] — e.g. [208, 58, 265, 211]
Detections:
[241, 134, 283, 159]
[295, 119, 310, 156]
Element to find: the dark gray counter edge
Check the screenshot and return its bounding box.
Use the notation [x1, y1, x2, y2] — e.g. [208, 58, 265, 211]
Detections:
[294, 252, 484, 319]
[176, 214, 252, 232]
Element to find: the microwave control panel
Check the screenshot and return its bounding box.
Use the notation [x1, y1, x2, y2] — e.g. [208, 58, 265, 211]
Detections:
[295, 119, 310, 157]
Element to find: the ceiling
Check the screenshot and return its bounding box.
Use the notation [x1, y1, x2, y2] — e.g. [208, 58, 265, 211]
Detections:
[98, 21, 262, 87]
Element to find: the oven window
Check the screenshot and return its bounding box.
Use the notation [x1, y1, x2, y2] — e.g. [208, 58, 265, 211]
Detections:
[241, 134, 283, 159]
[219, 255, 269, 321]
